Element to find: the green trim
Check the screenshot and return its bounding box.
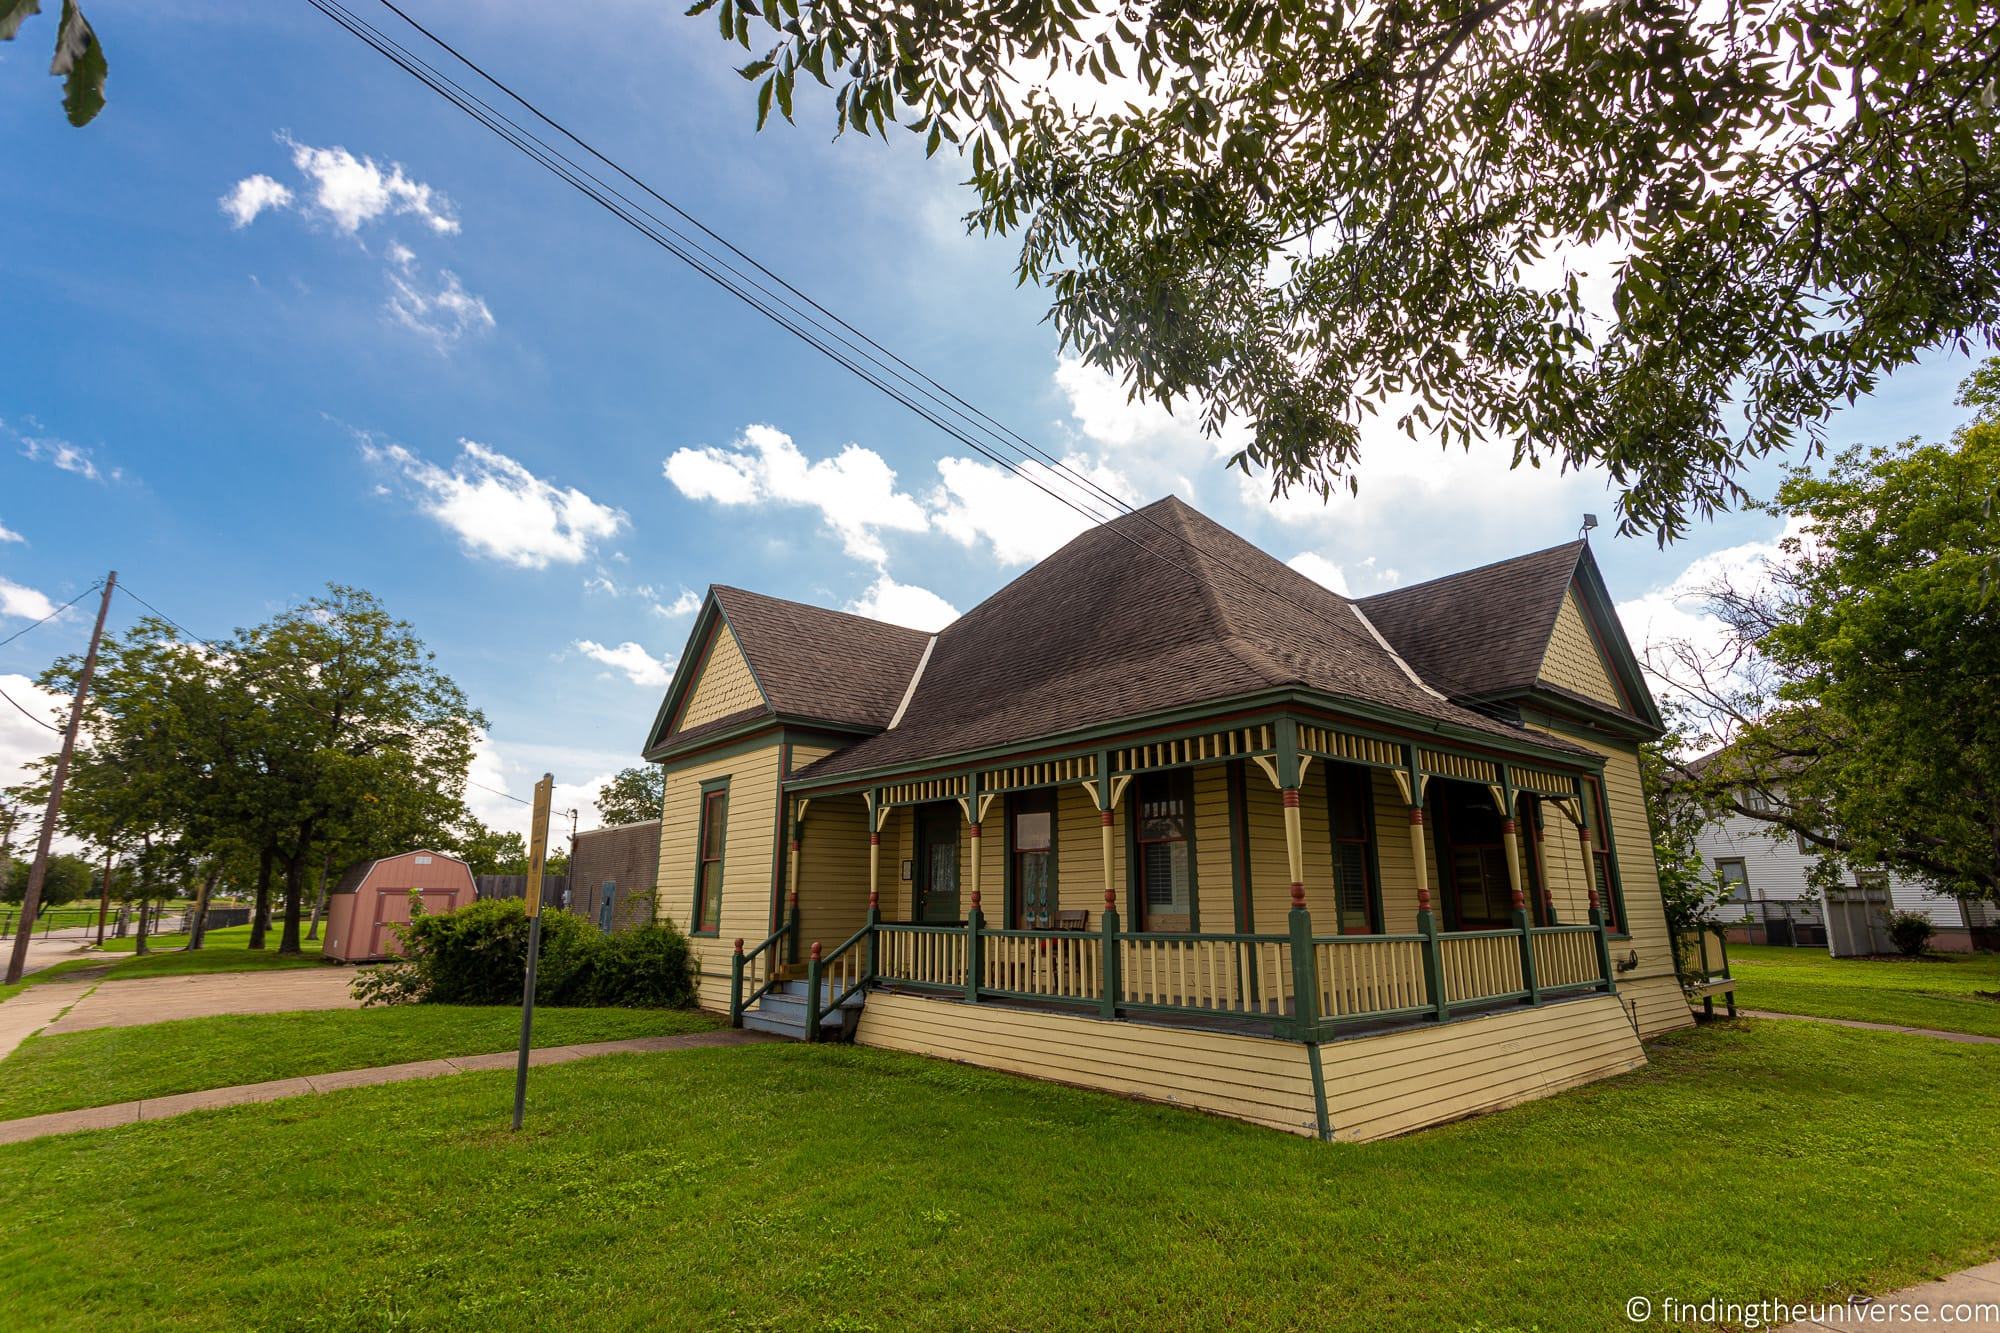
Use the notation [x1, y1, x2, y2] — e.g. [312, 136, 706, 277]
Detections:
[767, 743, 792, 939]
[1306, 1042, 1332, 1141]
[652, 719, 786, 770]
[641, 597, 726, 756]
[646, 711, 877, 765]
[689, 776, 731, 937]
[1578, 772, 1633, 940]
[781, 687, 1600, 797]
[1510, 694, 1658, 744]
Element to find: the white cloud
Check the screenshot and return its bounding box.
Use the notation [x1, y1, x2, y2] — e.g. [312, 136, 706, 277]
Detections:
[0, 577, 57, 621]
[223, 137, 459, 235]
[465, 733, 627, 843]
[653, 588, 702, 618]
[14, 430, 107, 483]
[386, 264, 495, 348]
[285, 136, 458, 234]
[574, 639, 675, 687]
[219, 173, 293, 228]
[0, 521, 23, 545]
[663, 424, 929, 564]
[846, 573, 959, 631]
[929, 453, 1140, 566]
[364, 437, 627, 569]
[1285, 552, 1351, 596]
[1615, 515, 1811, 694]
[0, 673, 69, 843]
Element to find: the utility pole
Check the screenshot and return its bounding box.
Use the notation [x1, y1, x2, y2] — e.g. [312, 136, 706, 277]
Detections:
[512, 772, 553, 1131]
[4, 571, 116, 986]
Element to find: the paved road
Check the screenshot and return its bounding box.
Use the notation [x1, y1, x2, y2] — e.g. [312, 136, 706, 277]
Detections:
[40, 968, 360, 1035]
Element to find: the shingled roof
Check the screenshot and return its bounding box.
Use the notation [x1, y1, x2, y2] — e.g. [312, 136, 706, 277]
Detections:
[1356, 542, 1586, 700]
[797, 496, 1590, 782]
[708, 586, 931, 730]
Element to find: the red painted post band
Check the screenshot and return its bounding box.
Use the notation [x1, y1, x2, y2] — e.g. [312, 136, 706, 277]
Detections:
[732, 937, 744, 954]
[970, 888, 981, 909]
[1099, 809, 1114, 826]
[1410, 807, 1425, 825]
[869, 832, 880, 846]
[968, 823, 981, 839]
[1501, 818, 1517, 837]
[1418, 885, 1432, 912]
[1281, 787, 1301, 807]
[868, 890, 878, 908]
[810, 940, 822, 961]
[1289, 881, 1306, 908]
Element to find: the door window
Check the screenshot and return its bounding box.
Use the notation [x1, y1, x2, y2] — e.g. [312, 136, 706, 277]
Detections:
[1134, 770, 1193, 932]
[917, 804, 961, 923]
[1010, 791, 1057, 928]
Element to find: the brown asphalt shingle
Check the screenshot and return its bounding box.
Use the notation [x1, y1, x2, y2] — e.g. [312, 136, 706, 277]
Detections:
[1357, 542, 1585, 700]
[797, 497, 1591, 781]
[710, 586, 931, 730]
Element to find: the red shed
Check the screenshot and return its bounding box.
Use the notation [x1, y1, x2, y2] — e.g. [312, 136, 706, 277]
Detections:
[322, 850, 476, 962]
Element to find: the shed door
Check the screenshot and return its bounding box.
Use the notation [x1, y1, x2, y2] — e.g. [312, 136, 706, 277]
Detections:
[370, 890, 414, 958]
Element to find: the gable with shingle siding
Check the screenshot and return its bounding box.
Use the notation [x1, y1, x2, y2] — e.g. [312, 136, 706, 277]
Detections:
[1538, 587, 1626, 710]
[679, 621, 766, 732]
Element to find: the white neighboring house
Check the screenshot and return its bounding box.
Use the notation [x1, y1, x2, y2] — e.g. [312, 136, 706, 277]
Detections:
[1690, 777, 1997, 956]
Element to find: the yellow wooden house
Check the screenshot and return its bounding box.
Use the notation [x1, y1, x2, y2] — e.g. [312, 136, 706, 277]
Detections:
[640, 497, 1688, 1141]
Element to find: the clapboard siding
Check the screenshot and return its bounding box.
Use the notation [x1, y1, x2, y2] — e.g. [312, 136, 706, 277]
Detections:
[679, 622, 764, 731]
[1322, 994, 1645, 1142]
[856, 990, 1322, 1136]
[657, 741, 782, 1011]
[857, 989, 1647, 1142]
[796, 790, 872, 952]
[1538, 587, 1624, 709]
[1527, 725, 1692, 1039]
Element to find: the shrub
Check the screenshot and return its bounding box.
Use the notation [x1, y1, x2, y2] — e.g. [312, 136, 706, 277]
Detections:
[1886, 910, 1936, 957]
[351, 897, 696, 1008]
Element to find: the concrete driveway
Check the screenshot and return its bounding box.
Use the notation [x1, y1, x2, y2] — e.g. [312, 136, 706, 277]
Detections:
[40, 967, 361, 1035]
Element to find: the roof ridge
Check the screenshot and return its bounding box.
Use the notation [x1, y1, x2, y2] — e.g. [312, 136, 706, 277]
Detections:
[712, 584, 930, 641]
[1357, 540, 1583, 605]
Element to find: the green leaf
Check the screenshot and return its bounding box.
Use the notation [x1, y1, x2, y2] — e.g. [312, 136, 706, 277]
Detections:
[51, 0, 104, 128]
[0, 0, 42, 42]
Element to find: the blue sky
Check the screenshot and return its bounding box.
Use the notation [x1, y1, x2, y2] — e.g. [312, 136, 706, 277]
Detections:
[2, 1, 1991, 835]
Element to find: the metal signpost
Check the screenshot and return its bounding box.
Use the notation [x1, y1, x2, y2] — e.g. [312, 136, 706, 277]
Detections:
[512, 772, 554, 1131]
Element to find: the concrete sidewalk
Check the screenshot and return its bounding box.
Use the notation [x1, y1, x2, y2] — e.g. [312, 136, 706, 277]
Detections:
[1742, 1009, 2000, 1046]
[42, 967, 360, 1034]
[1779, 1259, 2000, 1331]
[0, 1028, 769, 1145]
[0, 979, 99, 1061]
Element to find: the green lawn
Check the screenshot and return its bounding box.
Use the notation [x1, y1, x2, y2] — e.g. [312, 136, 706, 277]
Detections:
[0, 1005, 721, 1120]
[1729, 943, 2000, 1036]
[0, 1020, 1995, 1331]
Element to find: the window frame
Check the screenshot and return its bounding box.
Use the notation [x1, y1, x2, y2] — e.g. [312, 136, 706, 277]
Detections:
[1580, 774, 1627, 935]
[1325, 763, 1383, 934]
[1127, 768, 1198, 933]
[689, 778, 730, 937]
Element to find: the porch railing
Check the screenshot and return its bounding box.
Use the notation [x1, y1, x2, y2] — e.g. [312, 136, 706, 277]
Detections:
[733, 888, 1623, 1043]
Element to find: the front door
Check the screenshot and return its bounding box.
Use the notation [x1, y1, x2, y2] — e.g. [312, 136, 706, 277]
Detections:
[914, 803, 961, 923]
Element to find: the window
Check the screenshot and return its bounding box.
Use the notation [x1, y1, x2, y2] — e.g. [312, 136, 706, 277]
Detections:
[1581, 775, 1622, 932]
[1327, 764, 1379, 934]
[1440, 782, 1512, 927]
[1009, 790, 1058, 928]
[1133, 770, 1193, 932]
[692, 784, 727, 934]
[1744, 788, 1777, 815]
[1715, 858, 1750, 904]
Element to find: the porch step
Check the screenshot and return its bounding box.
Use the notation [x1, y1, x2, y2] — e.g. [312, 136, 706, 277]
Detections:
[742, 980, 864, 1042]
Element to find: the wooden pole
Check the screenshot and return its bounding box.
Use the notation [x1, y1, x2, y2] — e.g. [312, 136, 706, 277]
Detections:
[5, 572, 115, 986]
[512, 772, 554, 1131]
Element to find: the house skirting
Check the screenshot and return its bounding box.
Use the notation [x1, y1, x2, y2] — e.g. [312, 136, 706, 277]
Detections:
[854, 989, 1646, 1142]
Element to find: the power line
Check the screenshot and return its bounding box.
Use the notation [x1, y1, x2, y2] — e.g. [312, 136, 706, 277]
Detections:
[307, 0, 1417, 687]
[0, 684, 58, 733]
[0, 581, 102, 651]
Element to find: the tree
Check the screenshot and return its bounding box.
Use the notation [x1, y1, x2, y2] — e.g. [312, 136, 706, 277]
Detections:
[703, 0, 2000, 538]
[1, 1, 107, 126]
[1656, 359, 2000, 902]
[594, 766, 665, 827]
[3, 853, 92, 908]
